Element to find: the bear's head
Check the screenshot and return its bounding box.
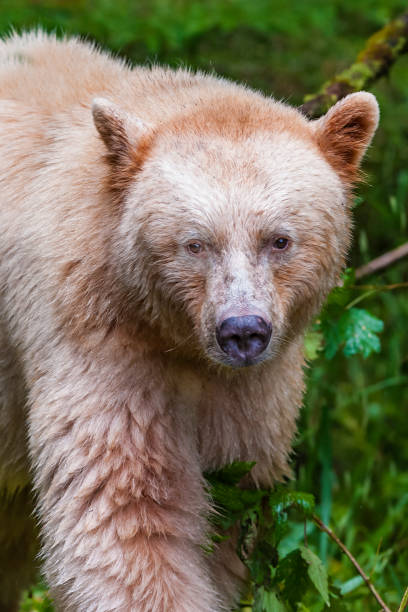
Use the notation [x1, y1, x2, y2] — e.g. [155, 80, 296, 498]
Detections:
[93, 90, 378, 368]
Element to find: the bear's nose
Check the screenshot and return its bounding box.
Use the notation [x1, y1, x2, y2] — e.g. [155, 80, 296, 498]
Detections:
[216, 315, 272, 365]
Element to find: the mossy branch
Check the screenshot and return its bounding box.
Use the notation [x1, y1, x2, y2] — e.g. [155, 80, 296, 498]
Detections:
[300, 11, 408, 118]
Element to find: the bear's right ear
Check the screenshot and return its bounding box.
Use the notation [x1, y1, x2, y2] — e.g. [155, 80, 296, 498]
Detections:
[92, 98, 148, 166]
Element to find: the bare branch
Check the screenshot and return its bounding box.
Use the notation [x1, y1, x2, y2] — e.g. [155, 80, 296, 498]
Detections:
[300, 11, 408, 118]
[312, 514, 392, 612]
[355, 242, 408, 279]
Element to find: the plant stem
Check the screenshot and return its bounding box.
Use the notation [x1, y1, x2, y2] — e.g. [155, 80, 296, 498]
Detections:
[398, 586, 408, 612]
[344, 283, 408, 309]
[312, 514, 392, 612]
[351, 283, 408, 291]
[346, 290, 377, 309]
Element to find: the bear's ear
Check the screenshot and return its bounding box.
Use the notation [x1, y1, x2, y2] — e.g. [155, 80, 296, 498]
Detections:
[313, 92, 379, 184]
[92, 98, 148, 165]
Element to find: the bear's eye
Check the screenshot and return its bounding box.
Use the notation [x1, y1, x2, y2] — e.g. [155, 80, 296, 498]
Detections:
[272, 237, 290, 250]
[186, 241, 204, 255]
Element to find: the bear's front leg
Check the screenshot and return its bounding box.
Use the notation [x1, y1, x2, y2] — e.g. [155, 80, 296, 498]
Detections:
[28, 348, 219, 612]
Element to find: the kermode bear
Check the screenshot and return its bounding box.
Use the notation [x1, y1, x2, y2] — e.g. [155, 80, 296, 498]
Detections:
[0, 32, 378, 611]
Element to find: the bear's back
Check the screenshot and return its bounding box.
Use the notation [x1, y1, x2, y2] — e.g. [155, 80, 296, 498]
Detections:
[0, 31, 131, 111]
[0, 30, 293, 136]
[0, 32, 231, 118]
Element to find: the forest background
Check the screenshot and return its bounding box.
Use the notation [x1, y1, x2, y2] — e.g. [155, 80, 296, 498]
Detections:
[1, 1, 407, 611]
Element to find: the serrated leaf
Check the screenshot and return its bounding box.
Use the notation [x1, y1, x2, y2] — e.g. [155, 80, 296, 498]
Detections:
[207, 481, 264, 530]
[273, 549, 310, 607]
[267, 490, 315, 545]
[325, 269, 355, 308]
[269, 490, 315, 519]
[322, 308, 384, 359]
[341, 308, 383, 358]
[205, 461, 256, 486]
[246, 539, 279, 586]
[300, 545, 330, 605]
[253, 587, 286, 612]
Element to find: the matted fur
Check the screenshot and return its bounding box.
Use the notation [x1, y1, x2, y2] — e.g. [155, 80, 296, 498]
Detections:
[0, 32, 378, 611]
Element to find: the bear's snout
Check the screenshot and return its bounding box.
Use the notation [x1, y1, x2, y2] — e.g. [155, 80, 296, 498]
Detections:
[216, 315, 272, 366]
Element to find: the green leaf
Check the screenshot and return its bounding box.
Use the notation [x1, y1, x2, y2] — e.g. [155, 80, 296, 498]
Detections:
[205, 462, 263, 530]
[268, 490, 315, 544]
[269, 490, 315, 519]
[206, 479, 264, 531]
[325, 269, 355, 308]
[322, 308, 384, 359]
[273, 549, 310, 608]
[341, 308, 384, 358]
[253, 587, 287, 611]
[325, 584, 352, 611]
[321, 317, 343, 359]
[340, 268, 356, 287]
[304, 328, 324, 361]
[205, 461, 256, 485]
[246, 539, 279, 586]
[20, 582, 54, 612]
[300, 545, 330, 605]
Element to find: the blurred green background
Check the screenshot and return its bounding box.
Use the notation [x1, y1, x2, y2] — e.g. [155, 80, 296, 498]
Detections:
[2, 1, 406, 611]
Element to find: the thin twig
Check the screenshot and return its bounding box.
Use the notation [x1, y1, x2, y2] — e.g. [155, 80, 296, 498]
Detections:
[346, 290, 377, 310]
[304, 519, 308, 547]
[312, 514, 392, 612]
[355, 242, 408, 279]
[398, 586, 408, 612]
[344, 283, 408, 309]
[351, 282, 408, 291]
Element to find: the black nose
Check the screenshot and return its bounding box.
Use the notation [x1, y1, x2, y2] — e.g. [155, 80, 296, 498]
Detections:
[216, 315, 272, 365]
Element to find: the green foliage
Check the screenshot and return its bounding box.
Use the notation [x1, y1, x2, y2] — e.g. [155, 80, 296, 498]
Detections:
[19, 583, 54, 612]
[207, 461, 257, 486]
[206, 463, 264, 531]
[300, 546, 330, 606]
[253, 588, 285, 612]
[322, 307, 384, 359]
[316, 270, 385, 360]
[206, 463, 334, 610]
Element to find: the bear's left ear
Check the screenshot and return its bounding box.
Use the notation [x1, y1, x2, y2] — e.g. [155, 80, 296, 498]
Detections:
[312, 92, 379, 184]
[92, 98, 149, 166]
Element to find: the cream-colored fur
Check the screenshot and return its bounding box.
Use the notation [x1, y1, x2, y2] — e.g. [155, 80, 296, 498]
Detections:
[0, 31, 378, 611]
